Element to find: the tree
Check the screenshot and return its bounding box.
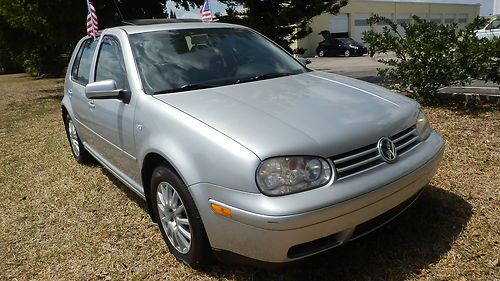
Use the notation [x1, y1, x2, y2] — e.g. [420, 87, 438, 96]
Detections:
[0, 0, 347, 74]
[0, 0, 196, 74]
[362, 15, 499, 104]
[0, 0, 88, 74]
[218, 0, 348, 52]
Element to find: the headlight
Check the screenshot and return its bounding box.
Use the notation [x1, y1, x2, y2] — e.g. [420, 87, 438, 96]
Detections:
[256, 156, 333, 196]
[416, 109, 432, 141]
[349, 44, 359, 49]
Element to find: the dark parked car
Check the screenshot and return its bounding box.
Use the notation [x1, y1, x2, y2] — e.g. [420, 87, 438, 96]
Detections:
[317, 38, 368, 57]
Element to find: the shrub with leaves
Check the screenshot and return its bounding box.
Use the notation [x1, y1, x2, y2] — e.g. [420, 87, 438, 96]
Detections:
[362, 15, 499, 105]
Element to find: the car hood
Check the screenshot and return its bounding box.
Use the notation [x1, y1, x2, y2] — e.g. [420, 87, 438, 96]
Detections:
[154, 71, 419, 159]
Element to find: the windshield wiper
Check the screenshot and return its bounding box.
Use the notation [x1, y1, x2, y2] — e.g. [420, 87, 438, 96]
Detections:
[153, 73, 299, 94]
[153, 83, 217, 95]
[236, 72, 296, 84]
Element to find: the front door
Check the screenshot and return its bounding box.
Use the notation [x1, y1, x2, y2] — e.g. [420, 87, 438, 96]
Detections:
[86, 35, 139, 183]
[487, 19, 500, 39]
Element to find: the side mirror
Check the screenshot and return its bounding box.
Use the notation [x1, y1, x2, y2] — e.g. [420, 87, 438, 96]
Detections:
[297, 57, 312, 66]
[85, 80, 123, 100]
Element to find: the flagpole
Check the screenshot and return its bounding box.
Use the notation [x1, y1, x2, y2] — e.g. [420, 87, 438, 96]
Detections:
[200, 0, 214, 22]
[86, 0, 98, 40]
[112, 0, 125, 23]
[93, 0, 96, 40]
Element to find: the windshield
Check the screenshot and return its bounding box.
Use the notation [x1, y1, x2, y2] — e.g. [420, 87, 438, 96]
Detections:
[129, 28, 308, 94]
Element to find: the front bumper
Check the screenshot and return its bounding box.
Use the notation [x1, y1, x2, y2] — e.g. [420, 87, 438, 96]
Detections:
[189, 132, 445, 263]
[351, 47, 368, 55]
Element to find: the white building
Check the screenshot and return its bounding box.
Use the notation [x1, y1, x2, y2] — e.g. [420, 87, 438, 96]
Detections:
[296, 0, 481, 57]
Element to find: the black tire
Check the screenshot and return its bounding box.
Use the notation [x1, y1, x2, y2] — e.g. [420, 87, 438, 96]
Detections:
[64, 114, 93, 164]
[344, 50, 351, 57]
[150, 164, 213, 268]
[318, 49, 326, 57]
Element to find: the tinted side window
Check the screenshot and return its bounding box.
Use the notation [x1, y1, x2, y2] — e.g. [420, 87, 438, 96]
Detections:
[490, 20, 500, 30]
[71, 39, 97, 85]
[95, 37, 128, 90]
[71, 44, 85, 81]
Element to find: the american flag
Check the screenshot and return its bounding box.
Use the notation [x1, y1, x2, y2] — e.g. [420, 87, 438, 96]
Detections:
[200, 0, 213, 22]
[86, 0, 99, 37]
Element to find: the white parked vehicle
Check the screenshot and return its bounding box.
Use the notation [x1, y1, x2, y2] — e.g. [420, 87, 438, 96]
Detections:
[476, 18, 500, 40]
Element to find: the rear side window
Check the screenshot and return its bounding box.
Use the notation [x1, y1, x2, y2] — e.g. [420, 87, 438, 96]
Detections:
[95, 36, 128, 90]
[71, 39, 98, 85]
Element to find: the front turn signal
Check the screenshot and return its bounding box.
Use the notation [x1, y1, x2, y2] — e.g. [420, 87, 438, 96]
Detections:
[210, 203, 232, 218]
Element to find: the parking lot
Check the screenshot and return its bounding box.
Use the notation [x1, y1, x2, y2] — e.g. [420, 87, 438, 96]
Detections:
[307, 55, 500, 99]
[307, 54, 389, 83]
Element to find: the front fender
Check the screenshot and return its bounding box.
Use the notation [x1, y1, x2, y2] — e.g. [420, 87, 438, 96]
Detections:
[135, 95, 262, 194]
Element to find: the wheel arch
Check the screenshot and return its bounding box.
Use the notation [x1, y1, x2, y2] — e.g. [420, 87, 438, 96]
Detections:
[61, 105, 70, 145]
[61, 94, 75, 124]
[141, 152, 184, 222]
[61, 105, 69, 124]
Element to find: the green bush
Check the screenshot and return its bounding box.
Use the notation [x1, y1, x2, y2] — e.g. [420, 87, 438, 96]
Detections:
[362, 15, 499, 105]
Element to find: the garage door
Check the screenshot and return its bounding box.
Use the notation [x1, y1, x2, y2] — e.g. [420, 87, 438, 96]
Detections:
[330, 13, 349, 34]
[374, 14, 393, 33]
[445, 14, 456, 25]
[396, 14, 411, 36]
[458, 14, 468, 29]
[430, 14, 442, 24]
[353, 14, 372, 43]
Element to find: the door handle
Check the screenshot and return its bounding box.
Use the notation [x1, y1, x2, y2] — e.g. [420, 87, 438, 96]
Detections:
[88, 100, 95, 108]
[68, 89, 73, 98]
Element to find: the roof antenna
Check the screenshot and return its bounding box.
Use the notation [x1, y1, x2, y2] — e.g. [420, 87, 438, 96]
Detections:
[113, 0, 125, 22]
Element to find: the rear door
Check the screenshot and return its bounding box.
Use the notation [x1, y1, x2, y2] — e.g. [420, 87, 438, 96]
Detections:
[330, 39, 343, 55]
[68, 38, 98, 142]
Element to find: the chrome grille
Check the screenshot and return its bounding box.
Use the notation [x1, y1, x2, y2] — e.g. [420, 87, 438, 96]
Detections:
[331, 126, 420, 179]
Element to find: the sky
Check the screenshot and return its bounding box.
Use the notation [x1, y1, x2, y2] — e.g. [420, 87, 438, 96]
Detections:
[163, 0, 498, 19]
[163, 1, 230, 19]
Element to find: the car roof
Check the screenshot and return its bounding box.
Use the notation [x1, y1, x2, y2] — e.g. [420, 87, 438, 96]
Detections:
[112, 21, 246, 35]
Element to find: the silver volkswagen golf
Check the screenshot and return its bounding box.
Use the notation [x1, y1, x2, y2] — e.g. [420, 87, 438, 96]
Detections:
[62, 21, 444, 268]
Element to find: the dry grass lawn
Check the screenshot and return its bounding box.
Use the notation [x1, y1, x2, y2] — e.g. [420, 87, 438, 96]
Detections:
[0, 73, 498, 281]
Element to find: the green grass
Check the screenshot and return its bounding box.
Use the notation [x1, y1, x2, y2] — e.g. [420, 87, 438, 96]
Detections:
[0, 74, 498, 280]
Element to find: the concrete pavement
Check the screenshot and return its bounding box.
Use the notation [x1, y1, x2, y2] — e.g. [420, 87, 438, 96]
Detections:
[308, 54, 389, 84]
[307, 54, 499, 102]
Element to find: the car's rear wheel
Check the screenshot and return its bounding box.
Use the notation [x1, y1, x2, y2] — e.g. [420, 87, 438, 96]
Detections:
[344, 50, 351, 57]
[150, 164, 212, 268]
[64, 114, 93, 164]
[318, 50, 325, 57]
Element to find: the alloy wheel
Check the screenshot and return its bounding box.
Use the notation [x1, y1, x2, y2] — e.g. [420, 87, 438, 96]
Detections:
[68, 119, 80, 158]
[157, 181, 192, 254]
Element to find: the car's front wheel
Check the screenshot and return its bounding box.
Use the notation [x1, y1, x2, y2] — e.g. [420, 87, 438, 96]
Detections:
[318, 50, 325, 57]
[344, 50, 351, 57]
[64, 114, 93, 164]
[150, 164, 212, 268]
